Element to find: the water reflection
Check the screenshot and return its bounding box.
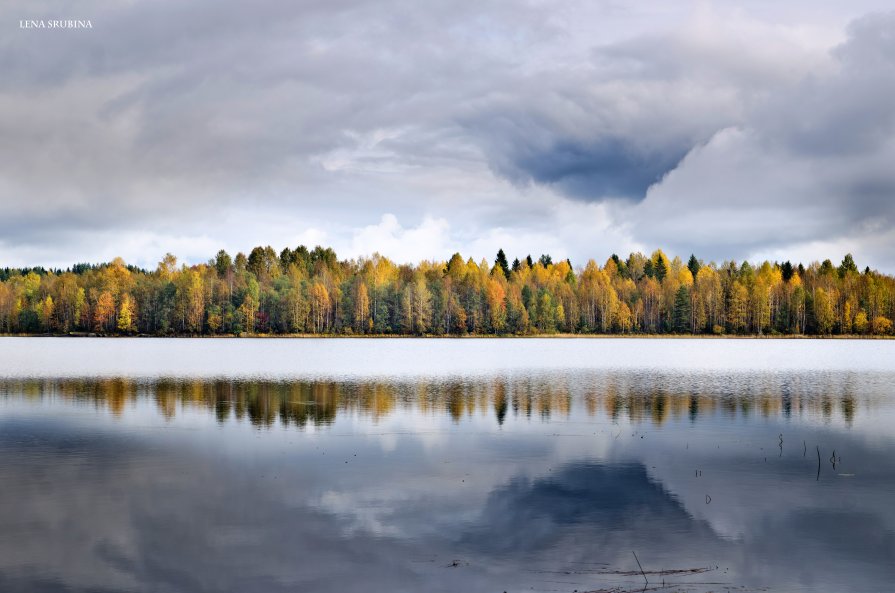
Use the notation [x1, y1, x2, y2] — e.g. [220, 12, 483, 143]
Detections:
[0, 371, 881, 427]
[1, 370, 894, 592]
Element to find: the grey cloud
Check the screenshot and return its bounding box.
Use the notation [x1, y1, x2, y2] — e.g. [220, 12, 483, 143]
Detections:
[758, 13, 895, 158]
[0, 1, 755, 203]
[622, 13, 895, 268]
[0, 0, 548, 249]
[1, 1, 895, 267]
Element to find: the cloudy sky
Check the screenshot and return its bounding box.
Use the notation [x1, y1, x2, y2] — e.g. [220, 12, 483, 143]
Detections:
[2, 1, 895, 271]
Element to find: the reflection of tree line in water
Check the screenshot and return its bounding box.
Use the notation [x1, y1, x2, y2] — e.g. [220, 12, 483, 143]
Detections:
[0, 375, 872, 427]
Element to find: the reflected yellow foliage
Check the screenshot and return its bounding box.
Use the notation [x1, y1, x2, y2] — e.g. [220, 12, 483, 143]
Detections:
[0, 373, 876, 429]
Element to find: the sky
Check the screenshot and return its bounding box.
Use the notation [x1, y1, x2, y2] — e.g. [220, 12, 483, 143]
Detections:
[2, 0, 895, 271]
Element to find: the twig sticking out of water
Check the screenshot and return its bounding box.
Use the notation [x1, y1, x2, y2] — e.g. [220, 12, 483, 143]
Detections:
[816, 445, 821, 481]
[804, 440, 807, 457]
[632, 551, 648, 585]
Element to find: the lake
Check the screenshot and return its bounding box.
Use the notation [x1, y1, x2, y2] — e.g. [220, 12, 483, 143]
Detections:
[1, 338, 893, 592]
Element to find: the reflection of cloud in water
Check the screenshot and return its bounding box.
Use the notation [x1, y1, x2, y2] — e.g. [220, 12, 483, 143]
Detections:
[0, 421, 496, 593]
[1, 368, 895, 592]
[462, 461, 724, 556]
[459, 460, 895, 592]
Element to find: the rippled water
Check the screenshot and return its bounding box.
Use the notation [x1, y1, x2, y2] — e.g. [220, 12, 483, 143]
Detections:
[1, 338, 893, 593]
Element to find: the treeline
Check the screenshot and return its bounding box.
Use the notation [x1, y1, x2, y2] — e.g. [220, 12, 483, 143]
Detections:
[0, 245, 893, 336]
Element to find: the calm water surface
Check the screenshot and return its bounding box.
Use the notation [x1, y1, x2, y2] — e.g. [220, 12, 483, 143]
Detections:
[1, 338, 894, 593]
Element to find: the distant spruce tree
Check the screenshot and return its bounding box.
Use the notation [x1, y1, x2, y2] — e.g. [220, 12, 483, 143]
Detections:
[673, 285, 691, 333]
[687, 254, 700, 278]
[521, 285, 533, 310]
[781, 261, 794, 282]
[838, 253, 858, 278]
[495, 249, 510, 278]
[655, 254, 668, 282]
[215, 250, 232, 278]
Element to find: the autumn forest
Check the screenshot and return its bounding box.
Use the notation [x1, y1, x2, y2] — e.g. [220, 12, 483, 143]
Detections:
[0, 246, 893, 336]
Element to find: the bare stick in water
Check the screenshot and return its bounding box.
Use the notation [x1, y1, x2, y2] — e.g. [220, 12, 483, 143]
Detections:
[816, 445, 821, 481]
[632, 551, 648, 585]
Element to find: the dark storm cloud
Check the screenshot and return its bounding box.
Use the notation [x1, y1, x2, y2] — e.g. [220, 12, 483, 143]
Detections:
[465, 118, 694, 200]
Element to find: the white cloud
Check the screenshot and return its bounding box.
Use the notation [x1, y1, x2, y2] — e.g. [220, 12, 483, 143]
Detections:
[346, 214, 453, 263]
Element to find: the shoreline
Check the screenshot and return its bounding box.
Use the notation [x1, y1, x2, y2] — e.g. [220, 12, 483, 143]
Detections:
[1, 333, 892, 340]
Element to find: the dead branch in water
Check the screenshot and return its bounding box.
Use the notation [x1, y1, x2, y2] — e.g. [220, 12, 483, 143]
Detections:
[632, 551, 648, 585]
